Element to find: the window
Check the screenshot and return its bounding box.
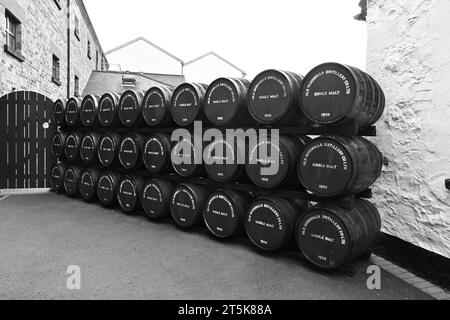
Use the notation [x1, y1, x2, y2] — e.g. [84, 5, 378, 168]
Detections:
[5, 10, 24, 61]
[74, 15, 80, 40]
[74, 75, 80, 97]
[87, 40, 91, 59]
[96, 51, 99, 70]
[52, 55, 61, 86]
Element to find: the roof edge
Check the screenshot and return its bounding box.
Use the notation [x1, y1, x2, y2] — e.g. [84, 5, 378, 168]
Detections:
[77, 0, 107, 59]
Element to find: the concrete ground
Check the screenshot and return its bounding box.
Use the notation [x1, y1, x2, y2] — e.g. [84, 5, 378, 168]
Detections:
[0, 194, 432, 300]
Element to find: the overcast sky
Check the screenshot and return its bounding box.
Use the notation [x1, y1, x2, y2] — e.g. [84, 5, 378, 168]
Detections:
[84, 0, 367, 79]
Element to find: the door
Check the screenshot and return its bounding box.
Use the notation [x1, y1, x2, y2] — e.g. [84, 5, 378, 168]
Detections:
[0, 91, 56, 189]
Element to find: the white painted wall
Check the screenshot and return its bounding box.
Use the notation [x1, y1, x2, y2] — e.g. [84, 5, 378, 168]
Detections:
[367, 0, 450, 258]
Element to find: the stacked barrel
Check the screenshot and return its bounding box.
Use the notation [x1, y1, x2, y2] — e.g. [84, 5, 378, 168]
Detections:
[49, 62, 385, 269]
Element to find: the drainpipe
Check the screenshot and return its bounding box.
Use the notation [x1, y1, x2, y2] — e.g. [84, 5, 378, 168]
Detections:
[67, 0, 71, 98]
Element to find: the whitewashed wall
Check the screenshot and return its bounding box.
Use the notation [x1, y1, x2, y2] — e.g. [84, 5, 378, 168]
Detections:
[367, 0, 450, 258]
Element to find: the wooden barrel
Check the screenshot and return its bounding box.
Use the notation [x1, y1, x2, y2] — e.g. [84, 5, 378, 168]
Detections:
[142, 86, 174, 127]
[245, 196, 305, 251]
[64, 132, 82, 163]
[80, 95, 100, 127]
[79, 168, 101, 201]
[367, 73, 386, 125]
[203, 189, 250, 239]
[170, 183, 209, 228]
[118, 90, 145, 127]
[117, 175, 144, 213]
[296, 198, 381, 269]
[170, 83, 208, 126]
[52, 99, 67, 127]
[246, 135, 311, 189]
[204, 138, 247, 183]
[98, 92, 121, 128]
[80, 132, 101, 164]
[97, 171, 121, 206]
[171, 137, 205, 177]
[204, 78, 253, 126]
[49, 163, 67, 193]
[118, 133, 145, 170]
[65, 97, 82, 127]
[141, 179, 174, 220]
[51, 132, 68, 160]
[247, 69, 305, 125]
[300, 63, 385, 129]
[98, 133, 121, 167]
[298, 135, 382, 197]
[143, 133, 172, 174]
[63, 166, 82, 197]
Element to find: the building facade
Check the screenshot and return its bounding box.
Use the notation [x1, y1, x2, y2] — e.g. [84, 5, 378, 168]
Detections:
[0, 0, 107, 101]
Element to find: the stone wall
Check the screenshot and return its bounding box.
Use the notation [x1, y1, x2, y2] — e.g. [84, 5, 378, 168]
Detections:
[367, 0, 450, 258]
[0, 0, 106, 101]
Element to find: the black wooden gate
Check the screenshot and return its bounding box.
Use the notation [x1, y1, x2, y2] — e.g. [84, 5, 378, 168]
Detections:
[0, 91, 56, 189]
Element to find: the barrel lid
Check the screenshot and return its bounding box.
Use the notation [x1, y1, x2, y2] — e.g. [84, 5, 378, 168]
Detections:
[141, 181, 166, 219]
[246, 136, 288, 188]
[297, 208, 351, 268]
[170, 184, 201, 228]
[53, 99, 66, 125]
[204, 139, 240, 183]
[51, 133, 64, 158]
[98, 135, 117, 167]
[245, 197, 288, 251]
[143, 135, 170, 173]
[248, 70, 293, 124]
[119, 135, 139, 169]
[204, 78, 240, 126]
[142, 87, 171, 126]
[118, 90, 141, 127]
[298, 137, 353, 197]
[301, 63, 358, 124]
[80, 95, 99, 127]
[170, 83, 202, 126]
[79, 170, 96, 200]
[99, 93, 118, 127]
[204, 191, 240, 238]
[64, 167, 78, 196]
[50, 164, 65, 192]
[65, 98, 81, 126]
[80, 134, 96, 164]
[97, 173, 115, 205]
[171, 138, 201, 177]
[64, 134, 80, 161]
[117, 177, 138, 212]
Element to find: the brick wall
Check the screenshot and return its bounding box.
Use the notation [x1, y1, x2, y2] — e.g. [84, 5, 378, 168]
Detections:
[0, 0, 106, 101]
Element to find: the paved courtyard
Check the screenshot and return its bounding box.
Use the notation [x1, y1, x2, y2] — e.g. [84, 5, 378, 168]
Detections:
[0, 194, 432, 300]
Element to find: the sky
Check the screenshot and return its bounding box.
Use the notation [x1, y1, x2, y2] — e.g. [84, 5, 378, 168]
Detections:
[84, 0, 367, 81]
